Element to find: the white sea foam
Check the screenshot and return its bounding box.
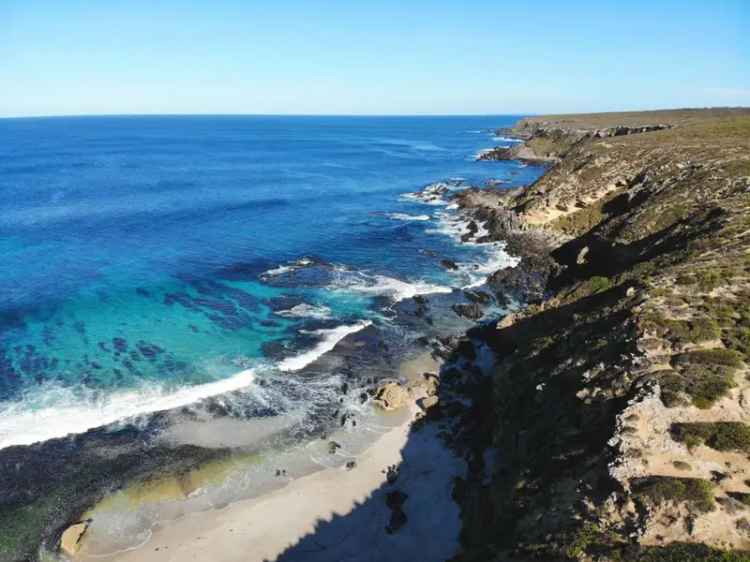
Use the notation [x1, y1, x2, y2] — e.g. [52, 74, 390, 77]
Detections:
[399, 181, 465, 207]
[386, 212, 431, 222]
[0, 368, 257, 449]
[263, 265, 294, 276]
[0, 319, 370, 449]
[426, 211, 477, 243]
[491, 136, 523, 143]
[428, 211, 520, 288]
[398, 192, 448, 206]
[473, 148, 497, 160]
[458, 244, 520, 289]
[261, 257, 316, 278]
[277, 321, 371, 372]
[329, 268, 452, 303]
[275, 303, 332, 320]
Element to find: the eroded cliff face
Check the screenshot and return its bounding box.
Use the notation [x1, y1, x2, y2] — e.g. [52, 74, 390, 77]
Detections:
[452, 109, 750, 561]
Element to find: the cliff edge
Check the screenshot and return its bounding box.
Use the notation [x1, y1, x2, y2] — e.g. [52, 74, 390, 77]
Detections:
[454, 108, 750, 561]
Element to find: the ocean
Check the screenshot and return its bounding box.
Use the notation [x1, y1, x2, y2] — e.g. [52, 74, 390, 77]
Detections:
[0, 115, 541, 451]
[0, 115, 550, 556]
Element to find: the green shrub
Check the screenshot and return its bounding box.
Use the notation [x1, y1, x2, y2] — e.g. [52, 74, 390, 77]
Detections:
[690, 366, 732, 409]
[588, 276, 613, 294]
[725, 327, 750, 359]
[688, 318, 722, 342]
[691, 373, 734, 408]
[565, 521, 602, 559]
[632, 476, 715, 512]
[658, 371, 689, 407]
[671, 422, 750, 452]
[658, 365, 735, 409]
[638, 543, 750, 561]
[694, 269, 723, 292]
[679, 348, 743, 367]
[672, 460, 692, 471]
[643, 314, 720, 344]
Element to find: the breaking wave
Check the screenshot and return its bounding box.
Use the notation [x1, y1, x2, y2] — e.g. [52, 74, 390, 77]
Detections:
[0, 320, 371, 449]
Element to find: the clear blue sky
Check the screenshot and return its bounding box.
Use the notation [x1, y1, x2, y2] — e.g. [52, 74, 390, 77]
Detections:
[1, 0, 748, 117]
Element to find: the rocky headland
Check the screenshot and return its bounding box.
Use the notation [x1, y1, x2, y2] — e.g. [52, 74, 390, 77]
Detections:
[448, 107, 750, 561]
[3, 108, 750, 562]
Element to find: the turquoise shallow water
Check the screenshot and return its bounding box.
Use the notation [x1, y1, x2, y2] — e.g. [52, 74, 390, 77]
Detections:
[0, 115, 542, 447]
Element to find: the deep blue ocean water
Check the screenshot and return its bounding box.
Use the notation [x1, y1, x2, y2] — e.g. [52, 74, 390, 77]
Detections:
[0, 115, 541, 448]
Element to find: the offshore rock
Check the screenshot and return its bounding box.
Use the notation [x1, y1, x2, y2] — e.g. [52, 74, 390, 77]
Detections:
[60, 521, 90, 556]
[452, 302, 484, 320]
[373, 382, 409, 411]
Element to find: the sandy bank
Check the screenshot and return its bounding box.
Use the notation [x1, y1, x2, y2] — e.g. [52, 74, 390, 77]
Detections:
[73, 353, 464, 562]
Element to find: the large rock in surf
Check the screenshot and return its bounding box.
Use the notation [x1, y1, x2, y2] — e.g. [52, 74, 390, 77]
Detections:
[476, 147, 514, 161]
[452, 302, 484, 320]
[60, 521, 90, 556]
[373, 382, 409, 411]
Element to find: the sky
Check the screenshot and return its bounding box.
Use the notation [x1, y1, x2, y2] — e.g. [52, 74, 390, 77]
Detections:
[1, 0, 748, 117]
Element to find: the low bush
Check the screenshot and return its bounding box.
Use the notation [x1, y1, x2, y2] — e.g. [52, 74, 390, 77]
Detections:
[671, 422, 750, 452]
[680, 348, 743, 367]
[643, 314, 720, 344]
[588, 276, 613, 294]
[631, 476, 715, 513]
[637, 543, 750, 561]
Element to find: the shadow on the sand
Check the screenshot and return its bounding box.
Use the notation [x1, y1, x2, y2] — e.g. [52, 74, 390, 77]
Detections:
[268, 345, 485, 562]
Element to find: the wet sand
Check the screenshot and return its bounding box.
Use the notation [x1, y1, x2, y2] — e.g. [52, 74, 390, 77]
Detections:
[74, 352, 464, 562]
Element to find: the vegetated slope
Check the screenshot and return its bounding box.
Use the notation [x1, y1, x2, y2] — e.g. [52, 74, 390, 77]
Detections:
[454, 108, 750, 561]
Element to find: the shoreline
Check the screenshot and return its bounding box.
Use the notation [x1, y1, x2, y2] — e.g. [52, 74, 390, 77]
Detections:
[1, 117, 538, 562]
[59, 136, 521, 562]
[73, 351, 464, 562]
[44, 107, 750, 561]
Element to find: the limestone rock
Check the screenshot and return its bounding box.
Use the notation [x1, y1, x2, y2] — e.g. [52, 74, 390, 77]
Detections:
[497, 312, 518, 330]
[373, 382, 409, 411]
[417, 395, 439, 412]
[576, 246, 589, 265]
[60, 521, 89, 556]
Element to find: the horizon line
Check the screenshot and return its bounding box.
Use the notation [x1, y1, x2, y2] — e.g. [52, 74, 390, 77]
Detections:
[1, 105, 747, 121]
[0, 111, 534, 120]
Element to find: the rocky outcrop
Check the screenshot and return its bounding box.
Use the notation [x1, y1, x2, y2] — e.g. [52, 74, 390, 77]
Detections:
[452, 302, 484, 321]
[373, 382, 410, 411]
[476, 147, 515, 161]
[450, 108, 750, 561]
[60, 521, 89, 556]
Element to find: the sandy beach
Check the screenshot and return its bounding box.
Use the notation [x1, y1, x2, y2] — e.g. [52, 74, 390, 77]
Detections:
[72, 352, 464, 562]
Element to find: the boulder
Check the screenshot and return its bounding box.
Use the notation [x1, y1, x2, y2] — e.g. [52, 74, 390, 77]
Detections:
[576, 246, 589, 265]
[422, 373, 439, 396]
[476, 147, 514, 161]
[417, 395, 439, 412]
[497, 312, 518, 330]
[452, 302, 483, 320]
[60, 521, 90, 556]
[373, 382, 409, 411]
[463, 290, 492, 304]
[440, 259, 459, 270]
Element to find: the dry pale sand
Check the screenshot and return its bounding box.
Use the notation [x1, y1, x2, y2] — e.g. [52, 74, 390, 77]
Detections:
[75, 353, 464, 562]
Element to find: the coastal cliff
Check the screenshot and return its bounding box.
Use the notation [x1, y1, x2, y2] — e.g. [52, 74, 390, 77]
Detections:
[450, 108, 750, 561]
[3, 109, 749, 562]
